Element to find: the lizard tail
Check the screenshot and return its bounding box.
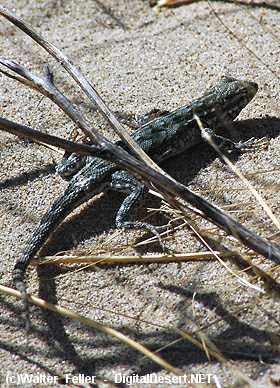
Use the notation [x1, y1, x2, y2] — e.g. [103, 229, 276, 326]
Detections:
[13, 185, 88, 328]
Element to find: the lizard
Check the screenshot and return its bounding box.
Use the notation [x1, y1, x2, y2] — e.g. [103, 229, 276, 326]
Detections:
[12, 76, 258, 327]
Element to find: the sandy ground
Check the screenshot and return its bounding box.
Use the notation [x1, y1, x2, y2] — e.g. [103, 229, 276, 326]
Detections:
[1, 0, 280, 387]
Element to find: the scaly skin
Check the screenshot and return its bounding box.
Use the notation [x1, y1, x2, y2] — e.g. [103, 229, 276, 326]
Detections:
[12, 76, 258, 327]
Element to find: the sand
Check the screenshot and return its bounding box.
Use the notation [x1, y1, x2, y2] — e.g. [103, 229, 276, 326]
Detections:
[1, 1, 280, 386]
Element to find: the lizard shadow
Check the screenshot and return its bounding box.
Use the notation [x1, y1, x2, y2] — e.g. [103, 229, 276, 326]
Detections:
[35, 116, 280, 375]
[4, 283, 278, 380]
[31, 280, 280, 378]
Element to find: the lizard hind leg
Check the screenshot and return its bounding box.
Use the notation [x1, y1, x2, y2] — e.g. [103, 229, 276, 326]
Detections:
[111, 171, 165, 250]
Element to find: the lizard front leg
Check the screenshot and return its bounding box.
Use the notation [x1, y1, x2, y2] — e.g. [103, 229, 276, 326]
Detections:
[111, 171, 164, 247]
[202, 128, 256, 154]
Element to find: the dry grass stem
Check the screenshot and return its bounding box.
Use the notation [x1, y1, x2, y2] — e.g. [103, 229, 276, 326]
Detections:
[37, 251, 222, 266]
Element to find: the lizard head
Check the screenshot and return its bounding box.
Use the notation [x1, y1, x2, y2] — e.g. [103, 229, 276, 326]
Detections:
[207, 76, 258, 122]
[56, 152, 88, 180]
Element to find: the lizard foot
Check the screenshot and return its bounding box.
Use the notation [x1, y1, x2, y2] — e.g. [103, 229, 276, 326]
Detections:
[117, 220, 168, 252]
